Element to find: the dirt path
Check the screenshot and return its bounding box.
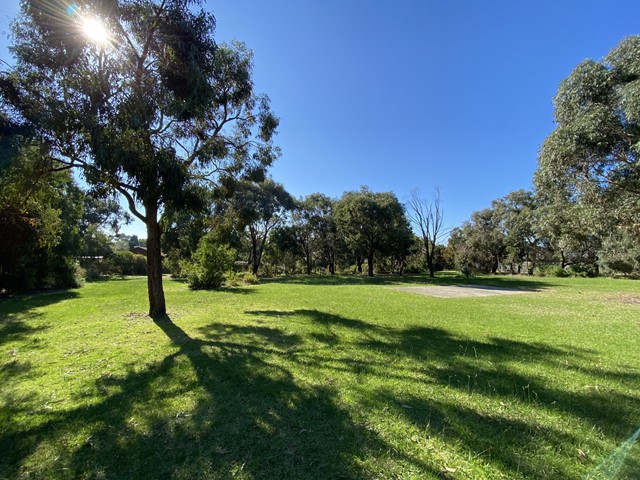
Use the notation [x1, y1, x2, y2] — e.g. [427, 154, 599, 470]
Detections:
[393, 285, 534, 298]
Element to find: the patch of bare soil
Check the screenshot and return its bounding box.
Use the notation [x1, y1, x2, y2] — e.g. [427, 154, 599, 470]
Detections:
[607, 294, 640, 305]
[393, 285, 534, 298]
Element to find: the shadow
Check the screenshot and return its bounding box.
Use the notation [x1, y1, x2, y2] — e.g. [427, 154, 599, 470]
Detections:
[0, 290, 79, 383]
[3, 303, 638, 479]
[246, 309, 374, 331]
[0, 315, 440, 479]
[377, 391, 582, 478]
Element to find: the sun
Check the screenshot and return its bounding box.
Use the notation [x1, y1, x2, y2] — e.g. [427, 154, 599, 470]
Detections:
[83, 17, 109, 45]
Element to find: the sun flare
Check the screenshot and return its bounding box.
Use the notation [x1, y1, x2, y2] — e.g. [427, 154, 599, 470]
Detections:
[83, 17, 109, 45]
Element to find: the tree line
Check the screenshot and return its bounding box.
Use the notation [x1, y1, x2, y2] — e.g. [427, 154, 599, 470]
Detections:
[161, 184, 446, 288]
[1, 1, 638, 316]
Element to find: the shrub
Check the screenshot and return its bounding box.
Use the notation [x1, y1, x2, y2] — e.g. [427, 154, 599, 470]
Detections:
[182, 237, 236, 290]
[224, 271, 258, 287]
[50, 258, 85, 288]
[603, 259, 635, 276]
[564, 264, 595, 278]
[460, 265, 473, 278]
[110, 251, 147, 276]
[536, 265, 567, 278]
[237, 272, 259, 284]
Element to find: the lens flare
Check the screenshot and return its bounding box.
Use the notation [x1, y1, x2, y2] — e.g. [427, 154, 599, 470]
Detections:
[83, 17, 109, 45]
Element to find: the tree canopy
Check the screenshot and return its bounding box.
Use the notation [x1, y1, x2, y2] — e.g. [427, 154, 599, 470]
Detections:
[536, 36, 640, 230]
[1, 0, 279, 316]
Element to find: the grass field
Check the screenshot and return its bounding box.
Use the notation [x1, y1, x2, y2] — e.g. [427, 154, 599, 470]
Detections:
[1, 274, 639, 479]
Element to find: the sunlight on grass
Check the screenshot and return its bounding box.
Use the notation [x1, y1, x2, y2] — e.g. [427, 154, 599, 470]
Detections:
[1, 275, 639, 479]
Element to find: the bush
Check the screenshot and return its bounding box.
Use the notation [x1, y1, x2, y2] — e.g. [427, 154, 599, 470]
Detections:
[603, 259, 635, 276]
[536, 265, 567, 278]
[460, 265, 473, 278]
[181, 237, 236, 290]
[225, 271, 259, 287]
[237, 272, 259, 284]
[110, 251, 147, 276]
[565, 264, 599, 277]
[48, 258, 85, 288]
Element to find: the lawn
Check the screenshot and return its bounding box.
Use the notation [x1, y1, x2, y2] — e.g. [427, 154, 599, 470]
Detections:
[1, 274, 639, 479]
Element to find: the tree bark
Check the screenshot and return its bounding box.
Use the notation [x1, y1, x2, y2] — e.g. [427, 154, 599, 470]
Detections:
[367, 250, 374, 277]
[145, 204, 166, 318]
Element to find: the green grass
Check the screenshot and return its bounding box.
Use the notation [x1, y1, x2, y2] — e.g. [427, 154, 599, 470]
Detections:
[1, 274, 639, 479]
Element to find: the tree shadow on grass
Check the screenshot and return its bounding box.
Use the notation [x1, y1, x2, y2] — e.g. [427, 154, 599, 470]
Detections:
[0, 315, 440, 479]
[3, 307, 638, 479]
[245, 310, 640, 478]
[0, 290, 79, 383]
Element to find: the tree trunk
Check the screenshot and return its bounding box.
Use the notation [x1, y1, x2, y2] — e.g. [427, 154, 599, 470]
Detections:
[356, 256, 363, 274]
[426, 255, 435, 278]
[250, 227, 261, 275]
[425, 240, 435, 278]
[367, 250, 374, 277]
[252, 248, 260, 275]
[304, 248, 312, 275]
[145, 206, 166, 318]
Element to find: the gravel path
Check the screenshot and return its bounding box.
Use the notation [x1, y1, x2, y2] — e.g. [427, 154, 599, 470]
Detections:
[393, 284, 534, 298]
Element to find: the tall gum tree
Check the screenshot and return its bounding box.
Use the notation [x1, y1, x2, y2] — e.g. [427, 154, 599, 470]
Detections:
[1, 0, 280, 316]
[536, 36, 640, 233]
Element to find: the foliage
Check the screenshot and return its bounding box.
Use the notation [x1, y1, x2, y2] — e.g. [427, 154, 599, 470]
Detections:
[1, 1, 279, 316]
[110, 251, 148, 276]
[535, 265, 567, 277]
[0, 145, 84, 291]
[598, 228, 640, 275]
[538, 37, 640, 201]
[181, 234, 236, 289]
[460, 264, 473, 278]
[334, 187, 413, 277]
[229, 179, 294, 275]
[448, 208, 505, 274]
[226, 271, 259, 286]
[535, 36, 640, 269]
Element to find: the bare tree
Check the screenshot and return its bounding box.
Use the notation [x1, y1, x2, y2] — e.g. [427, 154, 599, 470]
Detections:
[407, 188, 445, 277]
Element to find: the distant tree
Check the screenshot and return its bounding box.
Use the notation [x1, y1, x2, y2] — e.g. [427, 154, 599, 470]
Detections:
[492, 190, 540, 274]
[279, 193, 342, 275]
[230, 179, 294, 275]
[80, 196, 130, 237]
[267, 224, 303, 275]
[303, 193, 341, 274]
[598, 228, 640, 275]
[448, 208, 505, 274]
[407, 188, 445, 277]
[335, 187, 412, 277]
[1, 1, 279, 316]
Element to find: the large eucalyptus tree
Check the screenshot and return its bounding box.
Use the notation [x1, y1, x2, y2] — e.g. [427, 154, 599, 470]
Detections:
[1, 0, 279, 316]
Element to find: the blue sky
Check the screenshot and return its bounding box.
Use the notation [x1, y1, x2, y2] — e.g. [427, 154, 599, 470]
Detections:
[1, 1, 639, 238]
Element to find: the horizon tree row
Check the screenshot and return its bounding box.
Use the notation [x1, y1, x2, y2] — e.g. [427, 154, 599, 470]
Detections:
[163, 184, 449, 286]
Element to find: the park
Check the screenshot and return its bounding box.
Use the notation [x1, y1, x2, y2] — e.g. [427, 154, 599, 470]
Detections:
[2, 274, 639, 478]
[1, 1, 640, 479]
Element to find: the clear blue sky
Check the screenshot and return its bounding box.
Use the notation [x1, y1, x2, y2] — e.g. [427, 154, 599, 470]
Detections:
[1, 1, 639, 238]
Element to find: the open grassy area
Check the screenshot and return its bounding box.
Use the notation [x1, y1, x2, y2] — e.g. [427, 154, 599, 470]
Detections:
[1, 274, 639, 479]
